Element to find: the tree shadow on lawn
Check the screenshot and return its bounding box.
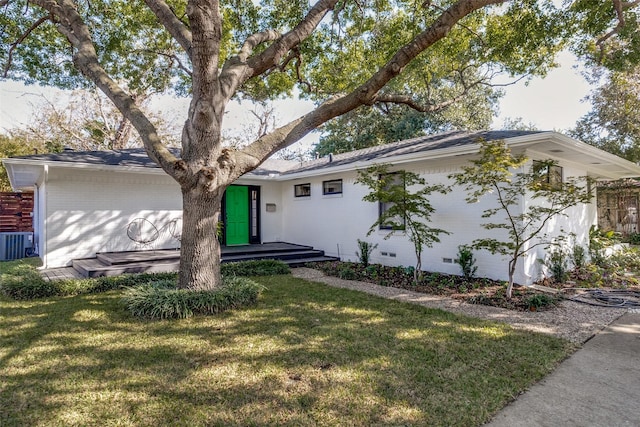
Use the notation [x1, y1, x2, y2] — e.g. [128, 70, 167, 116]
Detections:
[0, 277, 573, 426]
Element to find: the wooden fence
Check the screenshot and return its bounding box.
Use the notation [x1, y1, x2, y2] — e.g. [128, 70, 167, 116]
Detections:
[0, 192, 34, 232]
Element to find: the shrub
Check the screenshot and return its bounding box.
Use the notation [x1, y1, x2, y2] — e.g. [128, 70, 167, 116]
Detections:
[589, 226, 620, 267]
[0, 257, 285, 301]
[571, 245, 587, 270]
[545, 247, 569, 284]
[629, 232, 640, 245]
[355, 239, 378, 267]
[122, 277, 265, 319]
[0, 263, 57, 300]
[221, 259, 290, 276]
[337, 264, 358, 280]
[525, 294, 559, 311]
[456, 245, 478, 280]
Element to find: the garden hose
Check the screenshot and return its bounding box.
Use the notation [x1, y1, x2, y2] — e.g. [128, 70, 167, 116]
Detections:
[562, 289, 640, 308]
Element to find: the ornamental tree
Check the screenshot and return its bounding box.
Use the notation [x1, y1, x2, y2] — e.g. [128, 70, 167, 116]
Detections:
[1, 0, 636, 291]
[450, 140, 594, 299]
[356, 165, 450, 283]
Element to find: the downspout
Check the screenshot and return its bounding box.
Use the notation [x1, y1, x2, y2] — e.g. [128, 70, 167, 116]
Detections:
[40, 164, 48, 268]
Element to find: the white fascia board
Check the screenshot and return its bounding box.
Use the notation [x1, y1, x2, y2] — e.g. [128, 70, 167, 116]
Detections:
[271, 133, 560, 180]
[271, 131, 633, 181]
[550, 133, 640, 176]
[3, 158, 165, 175]
[3, 157, 288, 181]
[2, 159, 42, 191]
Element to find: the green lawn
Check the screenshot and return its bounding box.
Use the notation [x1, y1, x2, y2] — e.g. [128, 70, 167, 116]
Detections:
[0, 274, 573, 426]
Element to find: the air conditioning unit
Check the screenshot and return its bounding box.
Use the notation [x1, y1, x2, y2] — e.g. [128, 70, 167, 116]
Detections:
[0, 232, 34, 261]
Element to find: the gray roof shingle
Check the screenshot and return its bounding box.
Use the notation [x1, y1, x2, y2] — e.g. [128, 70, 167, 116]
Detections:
[281, 130, 544, 174]
[8, 130, 545, 175]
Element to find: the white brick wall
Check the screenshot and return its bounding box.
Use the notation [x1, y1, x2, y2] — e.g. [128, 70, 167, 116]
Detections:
[39, 155, 597, 284]
[41, 169, 286, 268]
[44, 169, 182, 267]
[279, 156, 596, 285]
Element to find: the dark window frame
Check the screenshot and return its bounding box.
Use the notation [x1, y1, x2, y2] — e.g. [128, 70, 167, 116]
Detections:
[294, 183, 311, 198]
[533, 160, 563, 190]
[378, 172, 406, 231]
[322, 179, 343, 195]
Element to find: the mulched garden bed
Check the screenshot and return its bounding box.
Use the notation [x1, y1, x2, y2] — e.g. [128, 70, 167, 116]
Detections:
[306, 261, 563, 311]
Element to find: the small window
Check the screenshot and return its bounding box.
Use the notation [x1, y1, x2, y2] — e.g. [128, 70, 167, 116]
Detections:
[323, 179, 343, 195]
[379, 172, 406, 230]
[533, 161, 563, 190]
[294, 183, 311, 197]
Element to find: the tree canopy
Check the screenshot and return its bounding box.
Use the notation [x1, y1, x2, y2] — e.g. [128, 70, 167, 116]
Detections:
[570, 66, 640, 162]
[1, 0, 638, 291]
[314, 81, 500, 156]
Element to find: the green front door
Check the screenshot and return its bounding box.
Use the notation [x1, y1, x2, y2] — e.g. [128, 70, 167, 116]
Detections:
[225, 186, 249, 245]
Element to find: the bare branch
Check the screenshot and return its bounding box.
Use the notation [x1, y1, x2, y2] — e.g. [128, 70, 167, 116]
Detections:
[2, 14, 50, 77]
[278, 47, 313, 93]
[142, 49, 193, 76]
[142, 0, 192, 57]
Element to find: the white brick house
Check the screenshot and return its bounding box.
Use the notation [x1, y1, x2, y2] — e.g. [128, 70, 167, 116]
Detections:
[5, 130, 640, 284]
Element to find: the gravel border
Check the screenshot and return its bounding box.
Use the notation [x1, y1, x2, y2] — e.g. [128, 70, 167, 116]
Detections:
[292, 268, 628, 344]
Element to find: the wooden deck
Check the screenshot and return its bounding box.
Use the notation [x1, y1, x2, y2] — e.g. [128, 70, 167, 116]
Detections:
[41, 266, 84, 281]
[41, 242, 339, 280]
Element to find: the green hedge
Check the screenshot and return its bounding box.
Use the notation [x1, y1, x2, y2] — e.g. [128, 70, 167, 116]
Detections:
[122, 277, 265, 319]
[0, 262, 58, 300]
[221, 259, 290, 276]
[1, 259, 288, 300]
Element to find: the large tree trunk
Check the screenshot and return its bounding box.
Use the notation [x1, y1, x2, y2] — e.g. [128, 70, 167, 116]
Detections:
[178, 185, 225, 290]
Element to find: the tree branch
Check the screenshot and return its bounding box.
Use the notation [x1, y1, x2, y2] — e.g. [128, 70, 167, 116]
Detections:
[596, 0, 640, 61]
[142, 49, 192, 76]
[219, 0, 340, 100]
[237, 30, 281, 63]
[2, 14, 50, 78]
[374, 93, 461, 112]
[143, 0, 193, 57]
[30, 0, 182, 179]
[230, 0, 506, 179]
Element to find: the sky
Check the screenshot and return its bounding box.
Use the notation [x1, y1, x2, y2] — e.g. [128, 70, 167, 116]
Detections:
[0, 51, 592, 150]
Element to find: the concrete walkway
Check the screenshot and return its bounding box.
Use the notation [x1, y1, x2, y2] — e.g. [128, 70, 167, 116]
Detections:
[485, 312, 640, 427]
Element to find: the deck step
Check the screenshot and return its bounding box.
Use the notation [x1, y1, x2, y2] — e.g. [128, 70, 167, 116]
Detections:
[97, 250, 180, 265]
[73, 257, 180, 278]
[222, 250, 327, 262]
[71, 242, 339, 278]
